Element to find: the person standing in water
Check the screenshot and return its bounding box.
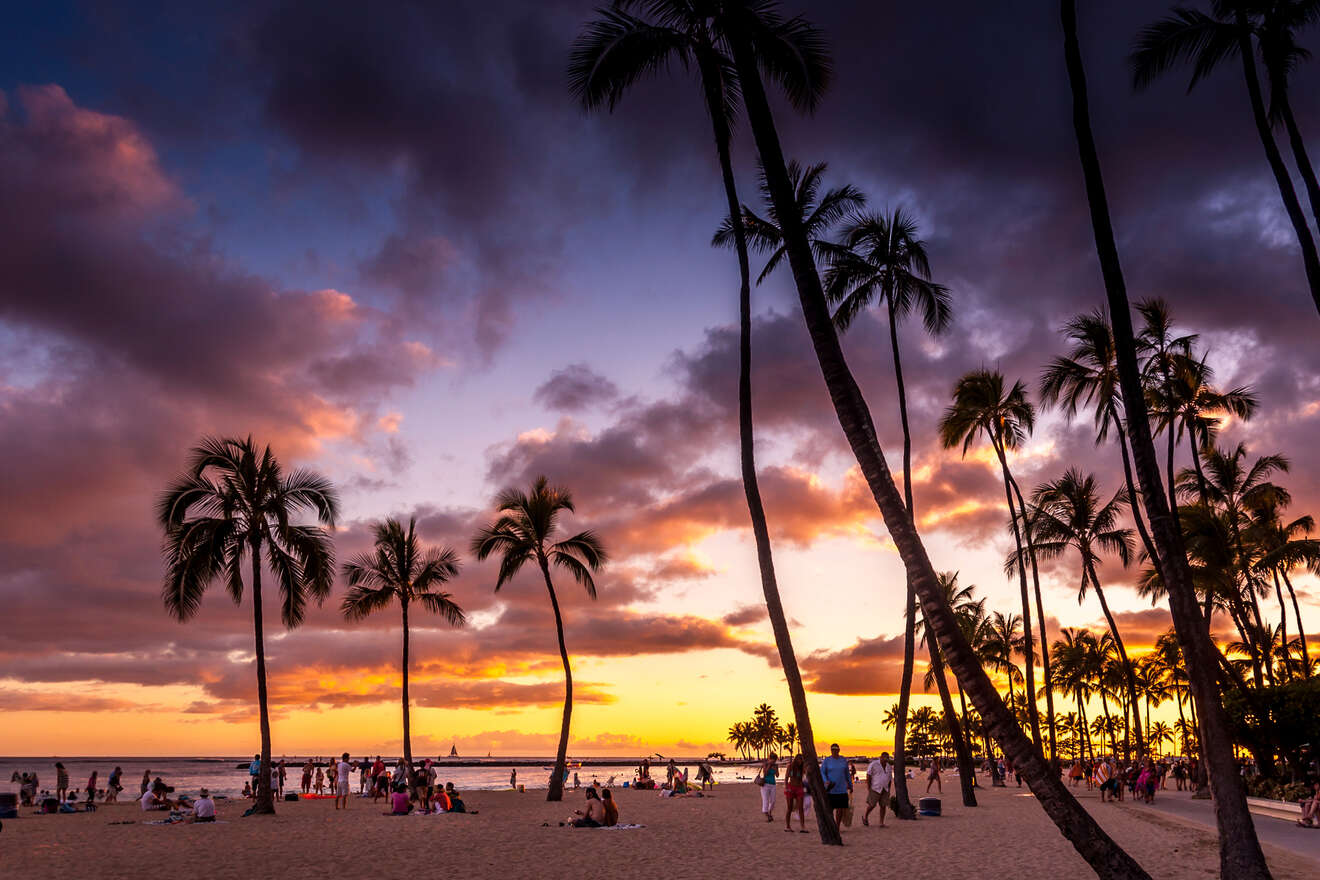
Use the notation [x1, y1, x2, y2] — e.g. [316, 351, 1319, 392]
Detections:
[510, 768, 517, 789]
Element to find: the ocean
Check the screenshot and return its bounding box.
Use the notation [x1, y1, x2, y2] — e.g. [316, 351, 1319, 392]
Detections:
[1, 756, 758, 800]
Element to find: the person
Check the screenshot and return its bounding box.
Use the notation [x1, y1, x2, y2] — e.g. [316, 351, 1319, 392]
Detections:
[1297, 781, 1320, 827]
[55, 763, 69, 802]
[248, 754, 261, 792]
[86, 771, 99, 806]
[864, 752, 894, 828]
[667, 759, 677, 786]
[313, 764, 325, 795]
[510, 768, 517, 790]
[359, 759, 369, 794]
[191, 789, 216, 823]
[242, 781, 252, 799]
[445, 782, 468, 813]
[1095, 756, 1112, 802]
[601, 788, 618, 826]
[106, 767, 122, 804]
[926, 756, 942, 794]
[270, 765, 280, 800]
[782, 754, 807, 832]
[421, 760, 437, 812]
[277, 761, 287, 797]
[302, 759, 314, 794]
[433, 785, 451, 812]
[570, 788, 601, 827]
[1068, 760, 1083, 787]
[335, 752, 352, 810]
[757, 753, 778, 822]
[1139, 760, 1157, 804]
[140, 787, 172, 811]
[388, 784, 412, 815]
[820, 743, 853, 829]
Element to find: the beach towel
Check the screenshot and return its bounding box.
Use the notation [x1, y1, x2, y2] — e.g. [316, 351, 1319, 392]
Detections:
[598, 823, 646, 830]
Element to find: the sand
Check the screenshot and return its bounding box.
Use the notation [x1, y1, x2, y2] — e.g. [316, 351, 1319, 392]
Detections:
[6, 780, 1316, 879]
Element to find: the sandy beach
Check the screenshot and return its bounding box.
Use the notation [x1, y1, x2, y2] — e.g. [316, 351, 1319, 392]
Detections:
[6, 780, 1317, 879]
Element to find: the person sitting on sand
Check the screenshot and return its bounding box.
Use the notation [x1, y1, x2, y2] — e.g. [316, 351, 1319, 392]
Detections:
[388, 784, 413, 815]
[444, 782, 467, 813]
[601, 789, 618, 827]
[191, 789, 216, 823]
[242, 781, 252, 799]
[140, 788, 173, 811]
[569, 788, 602, 827]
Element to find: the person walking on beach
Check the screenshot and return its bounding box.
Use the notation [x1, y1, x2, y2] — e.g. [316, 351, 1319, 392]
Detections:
[106, 767, 122, 804]
[926, 757, 942, 794]
[757, 753, 778, 822]
[820, 744, 853, 829]
[863, 752, 893, 828]
[783, 754, 807, 832]
[334, 752, 351, 810]
[1096, 756, 1114, 803]
[55, 763, 69, 802]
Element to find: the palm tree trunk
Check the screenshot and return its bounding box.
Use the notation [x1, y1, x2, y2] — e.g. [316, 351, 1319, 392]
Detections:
[539, 559, 572, 803]
[1233, 10, 1320, 316]
[1279, 95, 1320, 231]
[1078, 695, 1093, 764]
[250, 548, 275, 815]
[1009, 474, 1058, 762]
[401, 598, 412, 771]
[889, 297, 955, 812]
[1282, 569, 1310, 675]
[928, 645, 977, 805]
[1114, 418, 1159, 570]
[726, 27, 1149, 877]
[1086, 563, 1143, 759]
[1272, 569, 1290, 679]
[994, 448, 1043, 751]
[706, 87, 841, 844]
[1060, 2, 1269, 873]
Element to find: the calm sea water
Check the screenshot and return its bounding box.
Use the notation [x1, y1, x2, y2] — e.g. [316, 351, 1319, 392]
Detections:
[0, 757, 757, 800]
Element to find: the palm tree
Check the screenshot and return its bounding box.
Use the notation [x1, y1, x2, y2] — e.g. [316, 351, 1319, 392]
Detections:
[1252, 499, 1319, 675]
[158, 436, 338, 815]
[1154, 356, 1258, 504]
[571, 1, 843, 843]
[940, 370, 1048, 753]
[471, 476, 606, 802]
[1029, 470, 1144, 758]
[914, 572, 980, 803]
[1062, 1, 1270, 872]
[1040, 309, 1159, 568]
[1254, 0, 1320, 229]
[1131, 2, 1320, 316]
[713, 159, 864, 284]
[1052, 629, 1099, 763]
[1135, 300, 1197, 512]
[341, 517, 465, 772]
[984, 611, 1027, 711]
[825, 208, 974, 807]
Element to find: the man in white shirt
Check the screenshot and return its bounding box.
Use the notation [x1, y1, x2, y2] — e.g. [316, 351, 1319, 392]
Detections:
[335, 752, 352, 810]
[863, 752, 894, 827]
[191, 788, 216, 822]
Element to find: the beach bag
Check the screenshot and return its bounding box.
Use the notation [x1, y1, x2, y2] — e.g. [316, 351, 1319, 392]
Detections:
[753, 773, 764, 787]
[842, 792, 854, 827]
[285, 792, 299, 801]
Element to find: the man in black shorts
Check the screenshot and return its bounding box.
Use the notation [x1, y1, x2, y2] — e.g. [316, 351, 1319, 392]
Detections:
[819, 743, 853, 828]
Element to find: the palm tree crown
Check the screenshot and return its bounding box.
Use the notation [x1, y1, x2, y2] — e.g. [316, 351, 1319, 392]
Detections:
[825, 207, 951, 333]
[342, 518, 465, 626]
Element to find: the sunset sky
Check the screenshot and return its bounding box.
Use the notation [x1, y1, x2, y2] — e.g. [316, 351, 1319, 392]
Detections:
[2, 0, 1318, 758]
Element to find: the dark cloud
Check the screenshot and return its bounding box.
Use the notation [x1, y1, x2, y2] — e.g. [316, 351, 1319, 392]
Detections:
[533, 363, 620, 412]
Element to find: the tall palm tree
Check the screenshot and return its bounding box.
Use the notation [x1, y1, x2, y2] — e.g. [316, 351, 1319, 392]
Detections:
[570, 0, 842, 843]
[1040, 309, 1159, 568]
[940, 370, 1048, 753]
[713, 159, 864, 283]
[825, 207, 972, 808]
[471, 476, 606, 802]
[1029, 470, 1143, 759]
[1254, 0, 1320, 229]
[341, 517, 465, 771]
[1131, 2, 1320, 316]
[1135, 300, 1197, 512]
[1062, 1, 1270, 872]
[158, 436, 338, 815]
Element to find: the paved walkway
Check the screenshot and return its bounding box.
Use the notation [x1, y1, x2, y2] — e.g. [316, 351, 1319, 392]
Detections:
[1109, 790, 1320, 865]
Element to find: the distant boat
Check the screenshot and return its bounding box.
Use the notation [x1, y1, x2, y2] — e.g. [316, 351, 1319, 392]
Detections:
[449, 743, 459, 757]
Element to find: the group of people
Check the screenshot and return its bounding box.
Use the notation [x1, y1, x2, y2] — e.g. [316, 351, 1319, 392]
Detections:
[566, 783, 620, 827]
[9, 763, 134, 810]
[1067, 756, 1193, 798]
[754, 744, 863, 832]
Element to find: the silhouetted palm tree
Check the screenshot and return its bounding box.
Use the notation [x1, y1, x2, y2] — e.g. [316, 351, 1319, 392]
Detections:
[940, 370, 1048, 753]
[1030, 470, 1143, 759]
[1251, 498, 1319, 675]
[825, 206, 971, 807]
[1040, 309, 1159, 567]
[570, 0, 842, 843]
[341, 517, 465, 771]
[1154, 356, 1257, 503]
[1131, 1, 1320, 315]
[713, 159, 864, 283]
[1254, 0, 1320, 228]
[1062, 1, 1269, 871]
[1135, 300, 1197, 512]
[158, 436, 338, 815]
[471, 477, 606, 802]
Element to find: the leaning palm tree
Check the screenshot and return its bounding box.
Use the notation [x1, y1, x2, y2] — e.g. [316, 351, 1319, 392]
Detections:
[592, 1, 1150, 872]
[1131, 1, 1320, 316]
[570, 0, 842, 843]
[1029, 470, 1143, 759]
[940, 370, 1049, 754]
[1254, 0, 1320, 229]
[471, 476, 606, 803]
[158, 436, 338, 815]
[1062, 1, 1270, 873]
[341, 517, 465, 772]
[824, 207, 973, 808]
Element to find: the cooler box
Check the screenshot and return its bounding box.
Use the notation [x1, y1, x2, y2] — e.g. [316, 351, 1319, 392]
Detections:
[917, 797, 941, 816]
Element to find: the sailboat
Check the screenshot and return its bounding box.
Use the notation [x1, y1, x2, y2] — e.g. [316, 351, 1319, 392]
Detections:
[449, 743, 459, 758]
